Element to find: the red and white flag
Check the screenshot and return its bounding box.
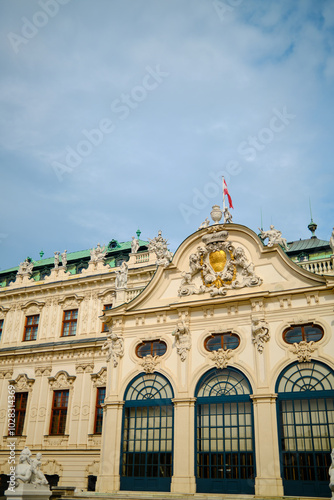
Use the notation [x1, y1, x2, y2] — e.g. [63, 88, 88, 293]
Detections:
[223, 177, 234, 209]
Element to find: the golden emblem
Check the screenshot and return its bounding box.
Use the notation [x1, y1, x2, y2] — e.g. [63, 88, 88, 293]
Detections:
[209, 250, 226, 272]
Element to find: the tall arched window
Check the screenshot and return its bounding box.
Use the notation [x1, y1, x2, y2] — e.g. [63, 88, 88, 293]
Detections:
[195, 368, 255, 494]
[120, 373, 174, 492]
[276, 361, 334, 497]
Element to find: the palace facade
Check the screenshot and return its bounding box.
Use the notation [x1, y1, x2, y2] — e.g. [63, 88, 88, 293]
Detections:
[0, 212, 333, 498]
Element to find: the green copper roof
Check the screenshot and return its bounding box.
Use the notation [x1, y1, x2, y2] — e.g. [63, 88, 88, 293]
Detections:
[286, 237, 330, 253]
[0, 239, 148, 276]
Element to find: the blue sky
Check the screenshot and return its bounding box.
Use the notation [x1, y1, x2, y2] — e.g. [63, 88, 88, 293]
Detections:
[0, 0, 333, 271]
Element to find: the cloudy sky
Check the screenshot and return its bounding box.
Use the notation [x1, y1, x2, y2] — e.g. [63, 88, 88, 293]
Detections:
[1, 0, 333, 271]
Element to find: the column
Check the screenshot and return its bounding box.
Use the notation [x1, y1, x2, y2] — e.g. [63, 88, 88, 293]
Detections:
[170, 397, 196, 494]
[251, 393, 284, 496]
[97, 400, 124, 493]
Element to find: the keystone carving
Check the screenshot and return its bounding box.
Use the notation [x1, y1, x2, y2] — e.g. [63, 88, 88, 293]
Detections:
[209, 348, 234, 369]
[292, 341, 315, 363]
[140, 355, 159, 374]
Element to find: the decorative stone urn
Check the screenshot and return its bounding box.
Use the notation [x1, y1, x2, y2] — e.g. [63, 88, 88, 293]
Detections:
[210, 205, 223, 224]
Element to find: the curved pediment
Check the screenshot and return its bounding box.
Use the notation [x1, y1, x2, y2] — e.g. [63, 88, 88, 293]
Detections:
[112, 223, 331, 314]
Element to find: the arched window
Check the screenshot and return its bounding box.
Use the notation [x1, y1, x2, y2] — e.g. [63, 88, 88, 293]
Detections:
[204, 333, 240, 352]
[121, 373, 174, 492]
[276, 361, 334, 497]
[283, 324, 323, 344]
[136, 340, 167, 358]
[195, 368, 255, 494]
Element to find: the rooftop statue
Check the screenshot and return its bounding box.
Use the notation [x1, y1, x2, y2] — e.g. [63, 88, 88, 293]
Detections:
[258, 225, 289, 251]
[131, 236, 139, 254]
[198, 218, 210, 230]
[223, 207, 233, 224]
[17, 258, 34, 277]
[116, 261, 128, 288]
[148, 230, 172, 267]
[90, 243, 107, 263]
[330, 228, 334, 255]
[61, 249, 67, 269]
[54, 251, 60, 269]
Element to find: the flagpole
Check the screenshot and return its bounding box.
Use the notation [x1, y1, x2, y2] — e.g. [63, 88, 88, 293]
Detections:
[222, 176, 226, 212]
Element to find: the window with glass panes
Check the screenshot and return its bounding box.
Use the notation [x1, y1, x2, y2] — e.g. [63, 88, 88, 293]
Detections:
[195, 368, 255, 495]
[50, 390, 69, 435]
[14, 392, 28, 435]
[276, 361, 334, 497]
[204, 332, 240, 351]
[102, 304, 112, 332]
[283, 324, 323, 344]
[120, 373, 174, 492]
[61, 309, 78, 337]
[94, 387, 106, 434]
[136, 340, 167, 358]
[23, 315, 39, 341]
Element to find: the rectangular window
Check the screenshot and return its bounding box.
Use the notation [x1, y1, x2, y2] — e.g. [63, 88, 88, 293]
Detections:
[0, 319, 3, 341]
[14, 392, 28, 435]
[23, 315, 39, 341]
[61, 309, 78, 337]
[50, 390, 69, 435]
[102, 304, 112, 332]
[94, 387, 106, 434]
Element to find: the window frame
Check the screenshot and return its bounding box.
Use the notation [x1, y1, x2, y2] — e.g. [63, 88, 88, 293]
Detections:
[204, 332, 240, 352]
[283, 323, 324, 345]
[94, 387, 106, 434]
[13, 392, 28, 436]
[136, 339, 167, 358]
[23, 314, 40, 341]
[61, 309, 78, 337]
[101, 304, 113, 332]
[49, 390, 69, 435]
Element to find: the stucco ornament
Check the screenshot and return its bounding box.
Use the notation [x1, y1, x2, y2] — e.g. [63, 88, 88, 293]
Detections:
[209, 348, 233, 369]
[148, 230, 172, 267]
[140, 354, 159, 374]
[116, 261, 128, 288]
[258, 225, 289, 250]
[329, 449, 334, 499]
[17, 258, 34, 277]
[292, 340, 315, 362]
[172, 320, 191, 361]
[102, 330, 124, 367]
[90, 243, 107, 262]
[178, 226, 262, 297]
[252, 318, 270, 353]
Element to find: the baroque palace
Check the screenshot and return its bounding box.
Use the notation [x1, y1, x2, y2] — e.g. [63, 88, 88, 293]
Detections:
[0, 207, 334, 498]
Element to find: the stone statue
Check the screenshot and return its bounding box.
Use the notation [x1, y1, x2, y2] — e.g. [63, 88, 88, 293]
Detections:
[329, 448, 334, 499]
[102, 330, 124, 367]
[31, 453, 48, 486]
[172, 320, 191, 361]
[223, 207, 233, 224]
[15, 447, 33, 485]
[148, 230, 172, 267]
[131, 236, 139, 254]
[198, 218, 210, 230]
[17, 258, 34, 277]
[90, 243, 107, 262]
[61, 249, 67, 269]
[258, 225, 289, 250]
[330, 228, 334, 255]
[252, 318, 270, 353]
[54, 251, 60, 269]
[116, 261, 128, 288]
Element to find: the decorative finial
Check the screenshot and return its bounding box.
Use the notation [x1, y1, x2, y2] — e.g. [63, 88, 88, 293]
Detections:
[308, 199, 317, 238]
[136, 228, 141, 239]
[39, 250, 44, 259]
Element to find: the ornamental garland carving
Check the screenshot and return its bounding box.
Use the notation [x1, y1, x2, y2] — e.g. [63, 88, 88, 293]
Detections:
[178, 226, 262, 297]
[101, 331, 124, 367]
[209, 348, 234, 369]
[292, 340, 315, 363]
[172, 320, 191, 361]
[252, 318, 270, 353]
[48, 370, 76, 389]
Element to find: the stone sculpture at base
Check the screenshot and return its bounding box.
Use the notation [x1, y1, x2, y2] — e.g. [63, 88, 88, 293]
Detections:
[5, 447, 51, 500]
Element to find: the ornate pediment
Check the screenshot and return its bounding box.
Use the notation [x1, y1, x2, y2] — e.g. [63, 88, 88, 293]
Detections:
[58, 294, 84, 309]
[48, 370, 76, 389]
[178, 226, 262, 297]
[9, 373, 35, 391]
[21, 300, 45, 315]
[91, 367, 107, 387]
